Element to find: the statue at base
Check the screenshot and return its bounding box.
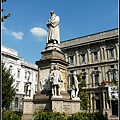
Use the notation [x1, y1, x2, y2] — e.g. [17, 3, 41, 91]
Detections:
[49, 64, 63, 96]
[71, 71, 79, 98]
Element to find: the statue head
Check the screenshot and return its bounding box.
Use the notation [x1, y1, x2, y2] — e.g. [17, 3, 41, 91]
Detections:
[50, 10, 54, 15]
[54, 64, 58, 70]
[73, 71, 77, 75]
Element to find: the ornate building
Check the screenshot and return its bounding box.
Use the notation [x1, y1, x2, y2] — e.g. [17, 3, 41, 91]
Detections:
[2, 45, 38, 111]
[60, 28, 118, 117]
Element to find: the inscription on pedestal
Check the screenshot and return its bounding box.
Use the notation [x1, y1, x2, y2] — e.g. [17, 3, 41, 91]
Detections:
[62, 102, 71, 114]
[63, 104, 71, 111]
[36, 103, 50, 111]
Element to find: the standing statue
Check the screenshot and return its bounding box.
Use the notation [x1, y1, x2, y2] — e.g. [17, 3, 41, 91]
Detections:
[71, 71, 79, 98]
[46, 11, 60, 44]
[49, 64, 63, 96]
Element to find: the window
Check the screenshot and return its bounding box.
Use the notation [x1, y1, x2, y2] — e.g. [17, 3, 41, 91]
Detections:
[82, 69, 85, 72]
[25, 71, 27, 79]
[109, 49, 114, 58]
[82, 54, 85, 62]
[95, 74, 99, 85]
[15, 97, 18, 108]
[94, 52, 98, 60]
[111, 72, 116, 81]
[17, 69, 20, 78]
[96, 100, 100, 109]
[82, 75, 86, 80]
[110, 65, 114, 68]
[94, 67, 98, 70]
[70, 56, 74, 64]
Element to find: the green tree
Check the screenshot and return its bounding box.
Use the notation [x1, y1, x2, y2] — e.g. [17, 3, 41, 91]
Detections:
[76, 74, 89, 110]
[2, 63, 16, 110]
[1, 0, 11, 22]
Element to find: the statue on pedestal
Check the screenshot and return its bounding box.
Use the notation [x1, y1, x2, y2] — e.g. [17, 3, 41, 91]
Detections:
[49, 65, 63, 96]
[46, 11, 60, 44]
[71, 71, 79, 98]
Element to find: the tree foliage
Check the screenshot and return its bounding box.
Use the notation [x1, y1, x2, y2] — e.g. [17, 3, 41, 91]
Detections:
[2, 63, 16, 109]
[76, 74, 89, 110]
[1, 0, 11, 22]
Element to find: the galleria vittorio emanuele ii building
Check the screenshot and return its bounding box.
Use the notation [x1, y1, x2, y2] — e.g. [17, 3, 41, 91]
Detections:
[2, 28, 118, 117]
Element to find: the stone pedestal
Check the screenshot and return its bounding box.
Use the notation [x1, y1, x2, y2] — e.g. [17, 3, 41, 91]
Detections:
[22, 43, 80, 120]
[22, 97, 35, 120]
[52, 98, 80, 114]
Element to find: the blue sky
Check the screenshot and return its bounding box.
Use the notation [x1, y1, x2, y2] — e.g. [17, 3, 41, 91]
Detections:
[2, 0, 118, 64]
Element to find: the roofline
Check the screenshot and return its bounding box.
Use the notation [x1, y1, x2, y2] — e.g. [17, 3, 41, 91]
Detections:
[61, 28, 118, 43]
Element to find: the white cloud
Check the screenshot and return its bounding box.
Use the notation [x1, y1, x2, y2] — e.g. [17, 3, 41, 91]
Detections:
[10, 31, 24, 40]
[30, 27, 47, 37]
[2, 24, 24, 40]
[1, 24, 9, 33]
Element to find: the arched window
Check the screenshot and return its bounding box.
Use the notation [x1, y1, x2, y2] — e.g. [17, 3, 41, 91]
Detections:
[15, 97, 18, 108]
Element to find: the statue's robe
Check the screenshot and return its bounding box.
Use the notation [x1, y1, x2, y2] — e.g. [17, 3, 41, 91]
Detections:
[47, 14, 60, 44]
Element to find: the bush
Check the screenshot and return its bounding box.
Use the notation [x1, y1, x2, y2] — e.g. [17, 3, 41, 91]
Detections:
[67, 112, 107, 120]
[33, 110, 107, 120]
[34, 110, 67, 120]
[2, 109, 21, 120]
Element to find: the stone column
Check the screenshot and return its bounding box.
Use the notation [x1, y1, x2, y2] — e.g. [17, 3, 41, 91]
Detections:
[108, 72, 111, 83]
[90, 93, 93, 109]
[90, 68, 93, 87]
[73, 55, 75, 65]
[68, 76, 71, 90]
[91, 53, 93, 63]
[100, 47, 102, 62]
[107, 49, 109, 60]
[104, 47, 107, 61]
[99, 67, 102, 84]
[115, 64, 118, 79]
[68, 56, 70, 64]
[87, 48, 91, 64]
[103, 92, 106, 109]
[98, 50, 101, 62]
[85, 73, 88, 87]
[37, 67, 41, 93]
[75, 50, 79, 66]
[87, 68, 90, 87]
[104, 66, 108, 83]
[115, 43, 118, 60]
[85, 53, 87, 64]
[65, 53, 68, 62]
[113, 48, 116, 60]
[92, 74, 95, 86]
[102, 66, 105, 80]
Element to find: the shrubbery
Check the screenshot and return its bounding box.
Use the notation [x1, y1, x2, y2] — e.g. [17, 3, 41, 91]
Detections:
[33, 110, 67, 120]
[33, 110, 107, 120]
[2, 110, 21, 120]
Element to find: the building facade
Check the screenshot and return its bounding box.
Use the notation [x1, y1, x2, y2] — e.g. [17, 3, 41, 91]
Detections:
[60, 28, 118, 117]
[2, 46, 38, 111]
